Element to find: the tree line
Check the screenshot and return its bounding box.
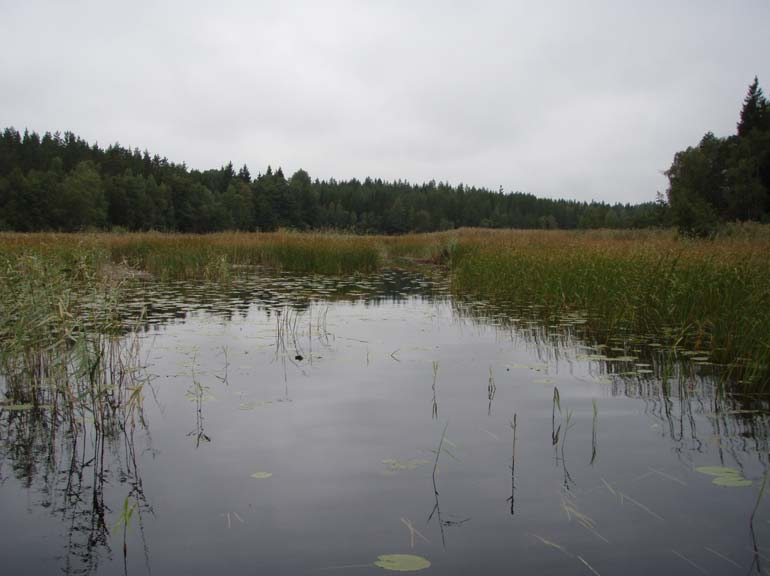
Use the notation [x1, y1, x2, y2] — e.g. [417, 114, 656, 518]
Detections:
[0, 128, 666, 233]
[3, 76, 766, 236]
[666, 77, 770, 235]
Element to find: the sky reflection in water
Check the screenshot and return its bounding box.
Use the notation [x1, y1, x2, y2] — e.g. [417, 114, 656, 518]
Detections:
[1, 269, 768, 575]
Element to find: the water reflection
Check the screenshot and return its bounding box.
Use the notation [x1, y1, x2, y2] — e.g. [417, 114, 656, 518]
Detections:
[121, 268, 451, 330]
[1, 267, 768, 575]
[452, 297, 770, 457]
[0, 334, 153, 575]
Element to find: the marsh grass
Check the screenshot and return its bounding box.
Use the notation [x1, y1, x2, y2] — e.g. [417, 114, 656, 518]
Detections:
[449, 227, 770, 386]
[1, 226, 769, 386]
[108, 231, 382, 278]
[0, 238, 153, 571]
[0, 242, 147, 433]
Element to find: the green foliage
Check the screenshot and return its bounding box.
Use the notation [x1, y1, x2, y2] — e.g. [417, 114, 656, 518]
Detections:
[0, 127, 663, 234]
[450, 229, 770, 387]
[373, 554, 431, 572]
[738, 77, 768, 137]
[667, 77, 770, 235]
[695, 466, 753, 487]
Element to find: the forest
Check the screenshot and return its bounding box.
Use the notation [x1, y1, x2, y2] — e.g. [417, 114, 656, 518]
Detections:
[0, 78, 767, 234]
[666, 77, 770, 236]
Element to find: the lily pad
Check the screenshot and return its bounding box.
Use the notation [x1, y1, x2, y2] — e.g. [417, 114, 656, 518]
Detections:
[374, 554, 431, 572]
[712, 476, 753, 487]
[695, 466, 752, 487]
[695, 466, 741, 477]
[382, 459, 429, 471]
[250, 472, 273, 479]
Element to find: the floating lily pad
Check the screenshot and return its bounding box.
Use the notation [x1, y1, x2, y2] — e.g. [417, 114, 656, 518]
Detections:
[382, 459, 429, 471]
[695, 466, 740, 476]
[374, 554, 431, 572]
[695, 466, 752, 487]
[712, 476, 753, 487]
[250, 472, 273, 479]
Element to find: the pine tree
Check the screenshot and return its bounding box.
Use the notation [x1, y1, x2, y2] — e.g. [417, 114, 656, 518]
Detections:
[737, 77, 768, 137]
[237, 164, 251, 183]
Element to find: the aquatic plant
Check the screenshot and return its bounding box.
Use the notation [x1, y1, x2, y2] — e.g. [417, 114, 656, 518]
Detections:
[449, 227, 770, 387]
[373, 554, 431, 572]
[2, 226, 769, 389]
[0, 242, 152, 574]
[107, 230, 381, 278]
[0, 243, 147, 431]
[695, 466, 753, 487]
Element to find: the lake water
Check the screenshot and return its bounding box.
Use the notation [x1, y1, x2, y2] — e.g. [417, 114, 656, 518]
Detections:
[1, 269, 768, 575]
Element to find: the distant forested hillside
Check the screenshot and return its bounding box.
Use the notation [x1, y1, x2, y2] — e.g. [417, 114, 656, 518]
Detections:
[4, 78, 766, 235]
[0, 127, 668, 233]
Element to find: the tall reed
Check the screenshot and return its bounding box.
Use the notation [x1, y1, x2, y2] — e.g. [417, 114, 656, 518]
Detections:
[450, 228, 770, 386]
[0, 245, 145, 431]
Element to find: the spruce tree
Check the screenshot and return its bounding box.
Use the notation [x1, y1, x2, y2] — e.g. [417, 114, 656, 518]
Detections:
[737, 77, 768, 137]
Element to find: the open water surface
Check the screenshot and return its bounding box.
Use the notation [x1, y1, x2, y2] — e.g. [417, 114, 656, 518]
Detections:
[1, 269, 769, 575]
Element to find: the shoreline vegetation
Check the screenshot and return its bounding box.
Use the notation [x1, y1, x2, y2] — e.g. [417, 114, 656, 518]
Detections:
[0, 76, 768, 396]
[1, 226, 769, 387]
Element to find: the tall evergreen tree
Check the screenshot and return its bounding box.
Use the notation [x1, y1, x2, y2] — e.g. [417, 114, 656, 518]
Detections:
[737, 76, 768, 137]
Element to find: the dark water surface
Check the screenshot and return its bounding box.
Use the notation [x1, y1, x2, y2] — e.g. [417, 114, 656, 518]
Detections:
[2, 269, 769, 575]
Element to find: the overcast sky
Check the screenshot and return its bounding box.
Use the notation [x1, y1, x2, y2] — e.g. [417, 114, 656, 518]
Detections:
[1, 1, 768, 204]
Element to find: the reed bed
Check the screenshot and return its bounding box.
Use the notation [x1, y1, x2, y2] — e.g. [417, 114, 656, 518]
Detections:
[1, 226, 768, 386]
[0, 244, 146, 431]
[107, 231, 382, 278]
[449, 227, 770, 385]
[0, 230, 455, 281]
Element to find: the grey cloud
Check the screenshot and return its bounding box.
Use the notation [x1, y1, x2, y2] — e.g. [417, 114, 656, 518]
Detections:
[1, 0, 768, 203]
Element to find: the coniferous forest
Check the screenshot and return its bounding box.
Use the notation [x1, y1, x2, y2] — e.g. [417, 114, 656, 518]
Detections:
[666, 77, 770, 235]
[0, 129, 664, 233]
[1, 78, 768, 235]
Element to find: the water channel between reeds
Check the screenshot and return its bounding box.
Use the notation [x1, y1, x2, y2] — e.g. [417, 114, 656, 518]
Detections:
[1, 267, 768, 575]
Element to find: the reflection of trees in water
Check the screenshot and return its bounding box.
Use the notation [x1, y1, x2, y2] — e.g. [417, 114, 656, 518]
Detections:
[120, 268, 450, 332]
[452, 298, 770, 459]
[0, 333, 153, 576]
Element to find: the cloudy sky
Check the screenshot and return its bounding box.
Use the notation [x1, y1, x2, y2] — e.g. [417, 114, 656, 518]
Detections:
[1, 1, 768, 204]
